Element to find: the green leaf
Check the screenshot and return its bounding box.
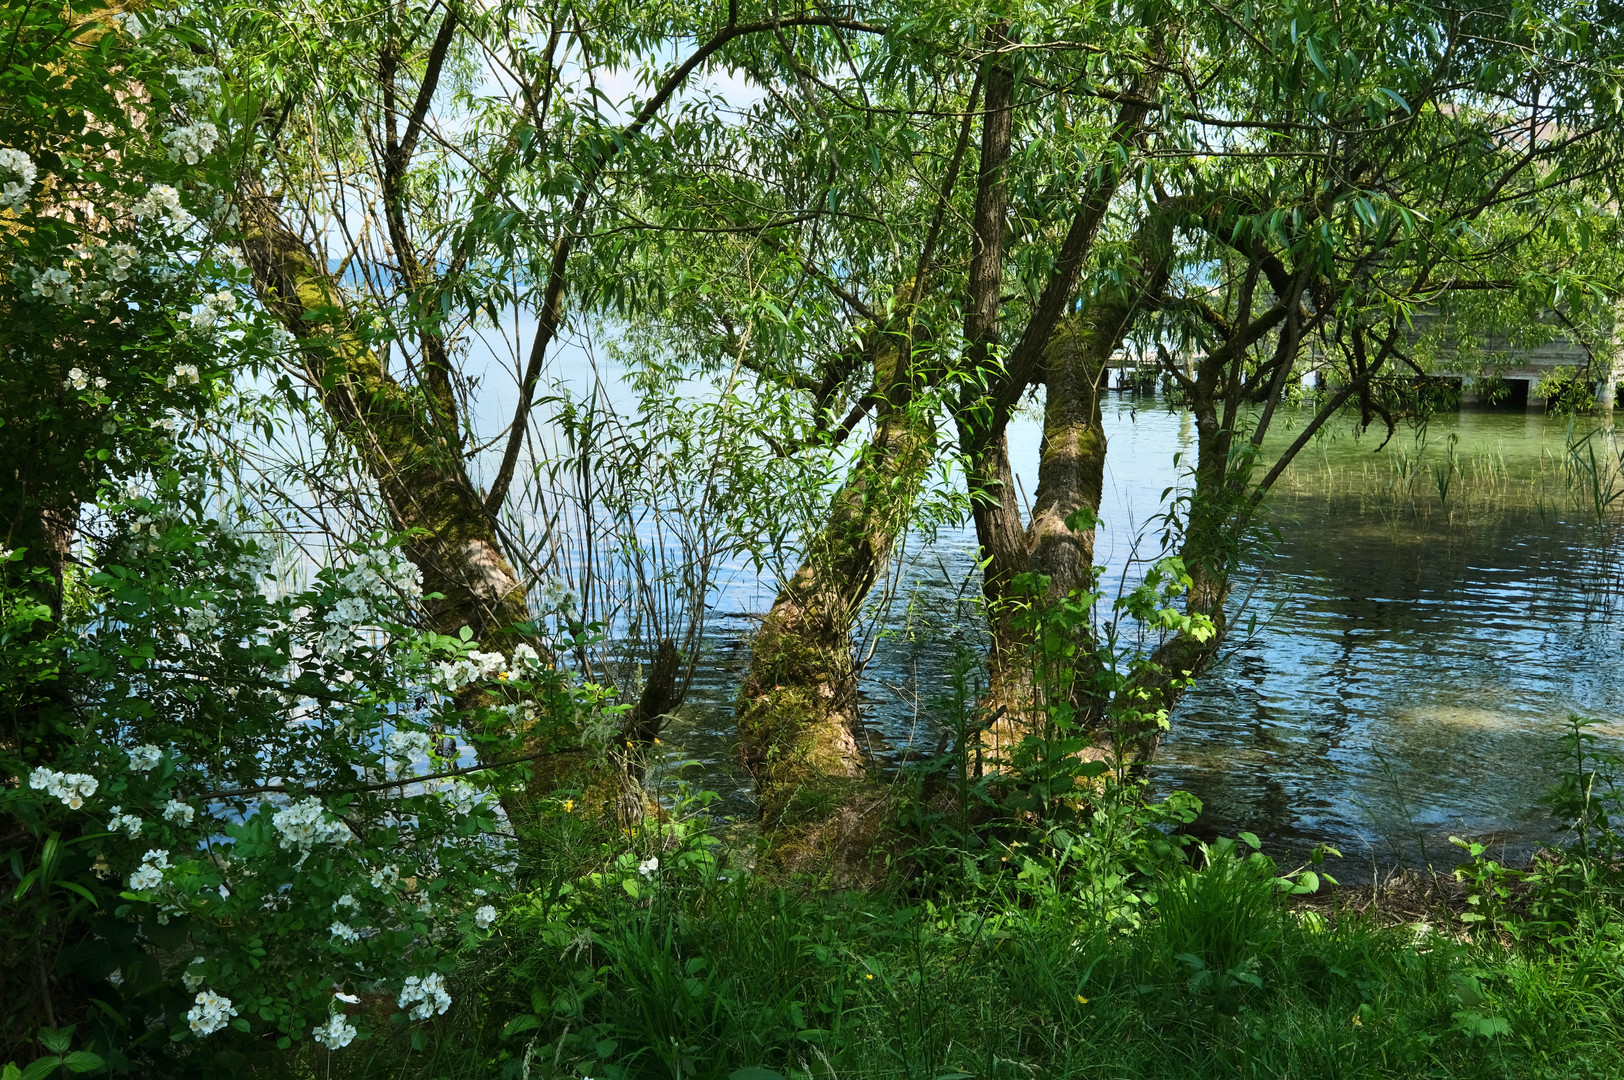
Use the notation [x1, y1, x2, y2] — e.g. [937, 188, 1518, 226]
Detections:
[36, 1028, 71, 1055]
[61, 1052, 104, 1074]
[500, 1014, 541, 1039]
[1376, 87, 1411, 112]
[729, 1070, 787, 1080]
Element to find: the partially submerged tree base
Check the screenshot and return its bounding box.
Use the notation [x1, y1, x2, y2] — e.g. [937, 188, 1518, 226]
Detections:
[735, 620, 909, 886]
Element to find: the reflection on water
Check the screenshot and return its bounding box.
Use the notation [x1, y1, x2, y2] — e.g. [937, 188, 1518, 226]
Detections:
[652, 396, 1624, 867]
[1158, 407, 1624, 866]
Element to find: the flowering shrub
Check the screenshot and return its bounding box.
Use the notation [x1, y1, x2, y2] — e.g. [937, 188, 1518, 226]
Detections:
[1, 490, 597, 1054]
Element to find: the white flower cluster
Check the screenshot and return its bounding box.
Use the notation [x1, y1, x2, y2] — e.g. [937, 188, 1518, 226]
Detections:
[183, 291, 237, 331]
[183, 603, 218, 634]
[163, 121, 219, 165]
[129, 848, 170, 891]
[385, 730, 434, 760]
[537, 576, 577, 614]
[317, 557, 424, 655]
[397, 973, 451, 1020]
[163, 799, 195, 825]
[63, 367, 107, 393]
[510, 642, 544, 670]
[473, 904, 497, 929]
[270, 797, 351, 851]
[311, 1011, 357, 1050]
[333, 893, 359, 911]
[106, 807, 143, 838]
[369, 864, 399, 889]
[167, 362, 201, 387]
[170, 65, 220, 101]
[100, 242, 139, 282]
[28, 767, 98, 809]
[133, 183, 192, 235]
[186, 989, 237, 1036]
[329, 921, 359, 945]
[31, 267, 74, 305]
[340, 557, 424, 601]
[433, 650, 509, 691]
[441, 780, 489, 816]
[0, 147, 35, 211]
[128, 744, 163, 772]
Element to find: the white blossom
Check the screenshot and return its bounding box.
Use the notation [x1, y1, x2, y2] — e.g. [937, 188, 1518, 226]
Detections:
[133, 183, 192, 235]
[0, 147, 36, 211]
[311, 1011, 357, 1049]
[167, 363, 201, 387]
[163, 799, 195, 825]
[385, 730, 434, 760]
[28, 767, 98, 809]
[511, 642, 543, 670]
[333, 893, 359, 912]
[441, 780, 489, 816]
[31, 267, 74, 305]
[473, 904, 496, 929]
[270, 796, 351, 851]
[182, 959, 206, 992]
[537, 576, 577, 614]
[182, 292, 236, 332]
[129, 851, 165, 891]
[100, 242, 139, 281]
[637, 856, 659, 879]
[183, 604, 218, 634]
[397, 973, 451, 1020]
[369, 864, 399, 889]
[433, 650, 509, 691]
[163, 121, 219, 165]
[170, 65, 220, 101]
[329, 921, 359, 945]
[128, 745, 162, 772]
[106, 807, 143, 838]
[186, 989, 237, 1036]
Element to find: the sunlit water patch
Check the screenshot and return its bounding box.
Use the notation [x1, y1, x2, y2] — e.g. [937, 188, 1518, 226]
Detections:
[627, 387, 1624, 868]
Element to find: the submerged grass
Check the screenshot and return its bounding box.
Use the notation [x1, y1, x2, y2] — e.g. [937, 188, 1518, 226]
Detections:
[262, 841, 1624, 1080]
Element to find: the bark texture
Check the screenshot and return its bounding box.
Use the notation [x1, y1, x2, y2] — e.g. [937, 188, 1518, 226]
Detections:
[736, 331, 933, 872]
[238, 181, 677, 811]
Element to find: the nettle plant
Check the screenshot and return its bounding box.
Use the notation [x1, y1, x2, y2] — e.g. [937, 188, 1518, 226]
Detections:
[6, 486, 590, 1052]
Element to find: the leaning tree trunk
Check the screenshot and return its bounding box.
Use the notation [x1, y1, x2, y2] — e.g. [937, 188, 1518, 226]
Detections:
[973, 309, 1141, 764]
[238, 180, 666, 816]
[736, 335, 933, 876]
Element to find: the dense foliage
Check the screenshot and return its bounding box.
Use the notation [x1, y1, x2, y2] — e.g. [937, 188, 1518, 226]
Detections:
[5, 0, 1624, 1075]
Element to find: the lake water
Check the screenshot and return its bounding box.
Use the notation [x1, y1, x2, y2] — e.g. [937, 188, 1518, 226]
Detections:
[648, 393, 1624, 869]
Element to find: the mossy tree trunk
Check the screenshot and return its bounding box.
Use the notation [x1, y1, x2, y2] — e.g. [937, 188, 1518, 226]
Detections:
[238, 182, 659, 811]
[735, 311, 941, 880]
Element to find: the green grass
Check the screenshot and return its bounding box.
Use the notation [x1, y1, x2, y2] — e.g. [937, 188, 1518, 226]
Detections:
[261, 845, 1624, 1080]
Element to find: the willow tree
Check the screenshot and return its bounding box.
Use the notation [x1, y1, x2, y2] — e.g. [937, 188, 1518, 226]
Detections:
[1105, 0, 1624, 759]
[221, 0, 907, 815]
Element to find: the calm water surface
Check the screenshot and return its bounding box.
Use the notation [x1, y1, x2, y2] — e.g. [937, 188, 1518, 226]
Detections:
[646, 395, 1624, 867]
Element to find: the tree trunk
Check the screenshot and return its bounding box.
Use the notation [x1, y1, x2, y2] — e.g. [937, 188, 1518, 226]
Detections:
[238, 180, 663, 812]
[736, 337, 933, 873]
[970, 207, 1179, 763]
